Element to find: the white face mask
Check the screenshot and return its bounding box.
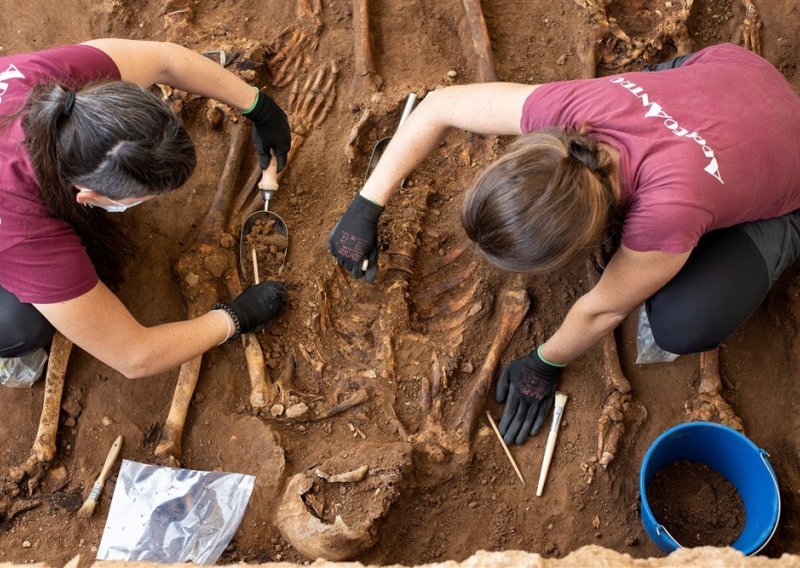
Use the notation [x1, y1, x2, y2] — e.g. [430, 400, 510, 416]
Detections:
[99, 198, 145, 213]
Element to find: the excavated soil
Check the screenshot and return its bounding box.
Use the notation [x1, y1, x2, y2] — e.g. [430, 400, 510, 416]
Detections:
[646, 461, 745, 547]
[1, 0, 799, 566]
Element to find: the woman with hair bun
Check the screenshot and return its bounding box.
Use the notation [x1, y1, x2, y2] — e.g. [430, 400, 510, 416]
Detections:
[0, 39, 291, 378]
[328, 43, 800, 444]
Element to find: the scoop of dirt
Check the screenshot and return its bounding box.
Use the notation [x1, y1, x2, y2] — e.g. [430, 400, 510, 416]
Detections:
[275, 441, 412, 561]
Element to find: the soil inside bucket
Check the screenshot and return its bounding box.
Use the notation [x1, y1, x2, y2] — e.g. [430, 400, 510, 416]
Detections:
[244, 217, 288, 280]
[646, 460, 746, 547]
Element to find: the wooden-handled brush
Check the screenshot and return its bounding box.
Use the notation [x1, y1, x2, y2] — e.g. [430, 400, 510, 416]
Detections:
[536, 392, 568, 497]
[77, 434, 123, 518]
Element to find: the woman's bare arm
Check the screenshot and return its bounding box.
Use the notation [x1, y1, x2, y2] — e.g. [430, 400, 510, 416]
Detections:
[360, 82, 539, 206]
[35, 282, 231, 379]
[81, 38, 257, 111]
[540, 246, 691, 364]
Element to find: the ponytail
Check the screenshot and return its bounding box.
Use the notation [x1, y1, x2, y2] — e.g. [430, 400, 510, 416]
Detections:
[462, 128, 618, 274]
[23, 81, 196, 286]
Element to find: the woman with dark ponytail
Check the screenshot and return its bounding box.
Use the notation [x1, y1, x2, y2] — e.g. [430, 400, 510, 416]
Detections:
[328, 43, 800, 444]
[1, 39, 291, 378]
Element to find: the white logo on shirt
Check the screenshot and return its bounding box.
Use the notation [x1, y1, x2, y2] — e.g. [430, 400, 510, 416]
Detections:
[610, 76, 724, 185]
[0, 64, 25, 105]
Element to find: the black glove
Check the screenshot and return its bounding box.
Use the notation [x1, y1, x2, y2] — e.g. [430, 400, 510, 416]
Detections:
[213, 281, 288, 338]
[242, 89, 291, 172]
[495, 347, 562, 445]
[328, 194, 383, 282]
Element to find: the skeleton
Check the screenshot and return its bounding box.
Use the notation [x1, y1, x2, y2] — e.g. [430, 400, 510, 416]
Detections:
[572, 0, 760, 480]
[276, 2, 531, 557]
[155, 63, 338, 466]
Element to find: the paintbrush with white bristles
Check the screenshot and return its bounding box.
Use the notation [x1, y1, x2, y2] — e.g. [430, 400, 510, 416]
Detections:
[77, 435, 123, 518]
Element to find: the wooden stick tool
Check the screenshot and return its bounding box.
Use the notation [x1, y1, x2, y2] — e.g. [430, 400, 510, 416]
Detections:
[536, 392, 568, 497]
[486, 411, 525, 485]
[78, 434, 123, 518]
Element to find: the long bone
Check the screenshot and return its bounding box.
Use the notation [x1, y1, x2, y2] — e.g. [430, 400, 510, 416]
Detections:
[578, 257, 634, 483]
[5, 332, 73, 497]
[455, 276, 529, 440]
[155, 121, 249, 465]
[352, 0, 383, 98]
[462, 0, 498, 83]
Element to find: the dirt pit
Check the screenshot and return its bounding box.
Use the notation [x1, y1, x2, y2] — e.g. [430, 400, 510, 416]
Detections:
[646, 461, 745, 547]
[1, 0, 799, 567]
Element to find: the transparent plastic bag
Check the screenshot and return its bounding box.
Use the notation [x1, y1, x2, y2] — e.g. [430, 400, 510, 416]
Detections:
[636, 305, 679, 364]
[97, 460, 255, 564]
[0, 348, 48, 388]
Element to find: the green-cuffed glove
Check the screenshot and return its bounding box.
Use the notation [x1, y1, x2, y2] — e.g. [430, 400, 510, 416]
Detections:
[243, 89, 291, 172]
[495, 347, 563, 445]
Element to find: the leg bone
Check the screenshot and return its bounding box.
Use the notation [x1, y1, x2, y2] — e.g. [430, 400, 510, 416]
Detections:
[456, 278, 530, 439]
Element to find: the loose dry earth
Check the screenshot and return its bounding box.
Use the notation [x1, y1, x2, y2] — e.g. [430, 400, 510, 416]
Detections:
[0, 0, 799, 566]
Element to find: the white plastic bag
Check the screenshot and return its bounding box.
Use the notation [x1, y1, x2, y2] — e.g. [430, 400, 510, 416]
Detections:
[97, 460, 255, 564]
[635, 305, 679, 364]
[0, 348, 48, 388]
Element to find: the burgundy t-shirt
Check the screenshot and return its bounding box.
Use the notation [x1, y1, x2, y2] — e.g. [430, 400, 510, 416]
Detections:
[521, 43, 800, 253]
[0, 45, 120, 303]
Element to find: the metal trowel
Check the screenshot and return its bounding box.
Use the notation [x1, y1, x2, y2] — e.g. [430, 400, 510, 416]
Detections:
[364, 92, 418, 182]
[240, 157, 288, 282]
[360, 92, 419, 272]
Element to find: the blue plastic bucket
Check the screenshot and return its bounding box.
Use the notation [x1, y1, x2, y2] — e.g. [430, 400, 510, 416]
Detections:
[640, 422, 780, 555]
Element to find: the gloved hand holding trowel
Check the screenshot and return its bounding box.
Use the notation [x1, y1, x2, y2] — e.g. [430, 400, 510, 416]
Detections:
[328, 93, 418, 282]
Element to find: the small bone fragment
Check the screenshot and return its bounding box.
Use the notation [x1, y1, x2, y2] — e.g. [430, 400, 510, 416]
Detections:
[314, 465, 369, 483]
[286, 402, 310, 419]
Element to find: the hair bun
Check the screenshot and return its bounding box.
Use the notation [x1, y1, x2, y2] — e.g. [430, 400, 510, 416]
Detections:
[567, 139, 597, 172]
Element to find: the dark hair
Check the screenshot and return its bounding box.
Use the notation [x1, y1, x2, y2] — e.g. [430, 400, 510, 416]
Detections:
[23, 81, 196, 285]
[461, 128, 617, 274]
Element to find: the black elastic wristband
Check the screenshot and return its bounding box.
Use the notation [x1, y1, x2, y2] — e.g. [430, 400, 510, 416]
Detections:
[212, 303, 242, 339]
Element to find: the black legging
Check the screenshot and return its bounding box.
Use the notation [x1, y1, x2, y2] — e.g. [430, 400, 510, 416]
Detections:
[646, 214, 800, 354]
[0, 284, 55, 357]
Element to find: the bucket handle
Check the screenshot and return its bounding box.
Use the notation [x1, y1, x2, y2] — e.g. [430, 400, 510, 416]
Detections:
[751, 449, 781, 556]
[655, 524, 680, 550]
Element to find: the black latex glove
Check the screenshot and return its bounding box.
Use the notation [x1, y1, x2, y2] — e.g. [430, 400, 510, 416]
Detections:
[243, 89, 291, 172]
[328, 194, 383, 282]
[215, 281, 288, 337]
[495, 348, 562, 445]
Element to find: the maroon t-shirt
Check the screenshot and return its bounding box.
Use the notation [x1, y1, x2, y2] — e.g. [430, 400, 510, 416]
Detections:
[521, 43, 800, 254]
[0, 45, 120, 303]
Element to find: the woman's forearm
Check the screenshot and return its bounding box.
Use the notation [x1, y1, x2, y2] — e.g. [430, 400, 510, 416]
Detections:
[539, 295, 627, 365]
[159, 43, 257, 111]
[360, 91, 451, 206]
[123, 311, 233, 378]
